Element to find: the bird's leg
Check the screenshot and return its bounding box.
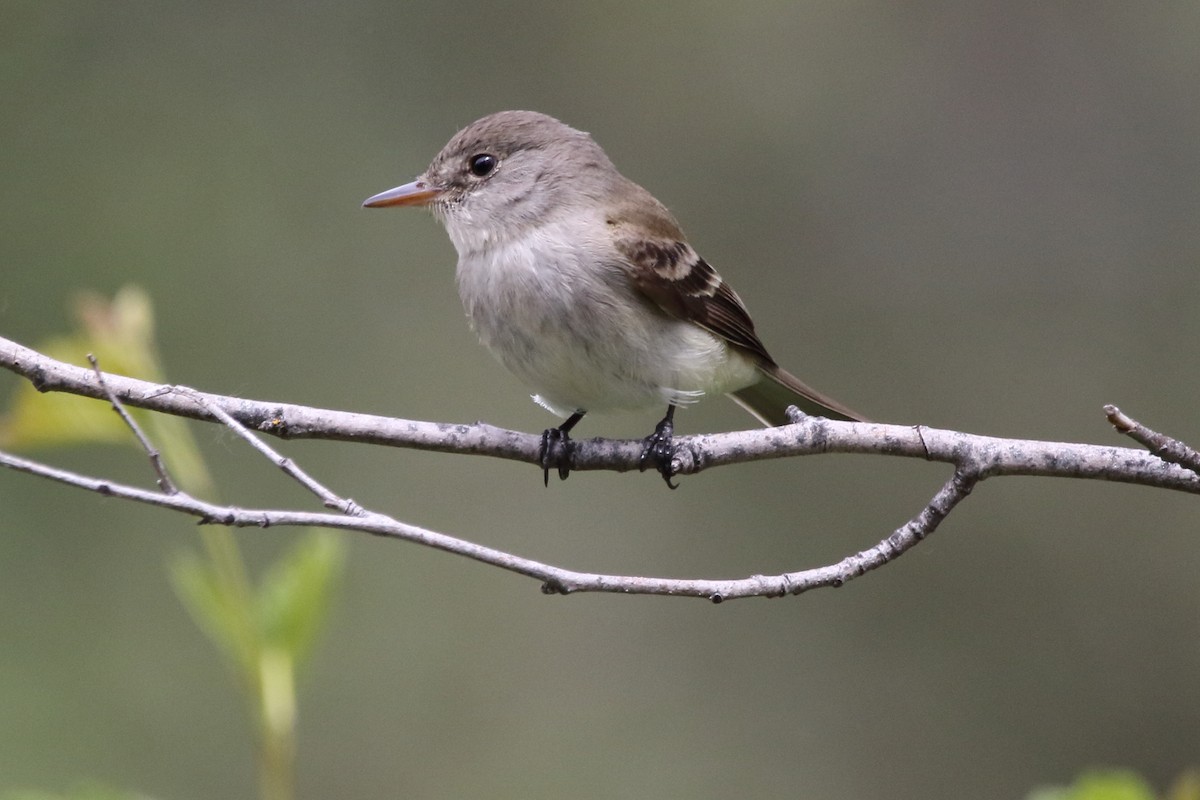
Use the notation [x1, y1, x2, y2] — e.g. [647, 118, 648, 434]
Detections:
[540, 411, 585, 486]
[640, 404, 679, 489]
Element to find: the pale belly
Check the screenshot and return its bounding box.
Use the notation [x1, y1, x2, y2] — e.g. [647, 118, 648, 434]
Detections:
[455, 235, 758, 417]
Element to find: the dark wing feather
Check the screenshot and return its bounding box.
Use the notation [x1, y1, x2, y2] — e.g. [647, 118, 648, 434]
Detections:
[616, 235, 776, 366]
[607, 192, 869, 423]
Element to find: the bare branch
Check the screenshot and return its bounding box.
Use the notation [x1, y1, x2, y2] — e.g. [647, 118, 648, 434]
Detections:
[0, 441, 976, 601]
[4, 335, 1197, 493]
[2, 333, 531, 458]
[4, 335, 1200, 601]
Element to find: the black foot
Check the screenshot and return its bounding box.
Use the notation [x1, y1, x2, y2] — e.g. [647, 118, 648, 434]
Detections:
[539, 426, 576, 486]
[639, 415, 678, 489]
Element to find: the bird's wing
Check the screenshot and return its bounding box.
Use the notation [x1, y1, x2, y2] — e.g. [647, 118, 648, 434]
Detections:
[610, 204, 868, 424]
[613, 230, 775, 366]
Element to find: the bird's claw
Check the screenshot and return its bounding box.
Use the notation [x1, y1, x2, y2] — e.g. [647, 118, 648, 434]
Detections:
[539, 426, 575, 486]
[639, 417, 678, 489]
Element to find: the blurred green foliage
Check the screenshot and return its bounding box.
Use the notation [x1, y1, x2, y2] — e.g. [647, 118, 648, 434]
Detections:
[1, 291, 344, 800]
[1029, 769, 1200, 800]
[1, 289, 159, 449]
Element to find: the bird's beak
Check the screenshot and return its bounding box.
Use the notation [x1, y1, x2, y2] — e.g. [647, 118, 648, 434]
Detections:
[362, 179, 441, 208]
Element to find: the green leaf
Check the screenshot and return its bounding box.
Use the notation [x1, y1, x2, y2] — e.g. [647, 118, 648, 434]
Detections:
[1029, 770, 1158, 800]
[170, 551, 256, 677]
[0, 287, 163, 451]
[255, 531, 345, 667]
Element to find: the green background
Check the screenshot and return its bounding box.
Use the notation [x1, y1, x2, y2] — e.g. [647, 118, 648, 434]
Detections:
[3, 2, 1199, 797]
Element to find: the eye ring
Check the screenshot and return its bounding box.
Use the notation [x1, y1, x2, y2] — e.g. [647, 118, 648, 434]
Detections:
[468, 153, 498, 178]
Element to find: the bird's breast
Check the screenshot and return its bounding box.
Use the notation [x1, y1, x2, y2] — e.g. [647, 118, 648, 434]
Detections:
[452, 221, 757, 414]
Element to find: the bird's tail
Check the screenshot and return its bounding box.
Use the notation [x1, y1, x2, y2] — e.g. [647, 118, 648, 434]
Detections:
[729, 364, 868, 426]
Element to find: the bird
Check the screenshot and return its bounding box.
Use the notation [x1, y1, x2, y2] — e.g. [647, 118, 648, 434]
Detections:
[363, 110, 865, 487]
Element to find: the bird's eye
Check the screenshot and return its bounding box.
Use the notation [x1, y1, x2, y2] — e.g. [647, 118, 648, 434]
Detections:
[468, 153, 498, 177]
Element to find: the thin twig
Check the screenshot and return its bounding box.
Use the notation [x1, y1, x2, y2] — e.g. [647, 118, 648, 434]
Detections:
[0, 445, 972, 601]
[167, 385, 365, 517]
[88, 353, 177, 494]
[1105, 404, 1200, 477]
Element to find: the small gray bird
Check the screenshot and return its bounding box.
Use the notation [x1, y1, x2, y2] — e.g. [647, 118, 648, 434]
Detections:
[364, 110, 865, 487]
